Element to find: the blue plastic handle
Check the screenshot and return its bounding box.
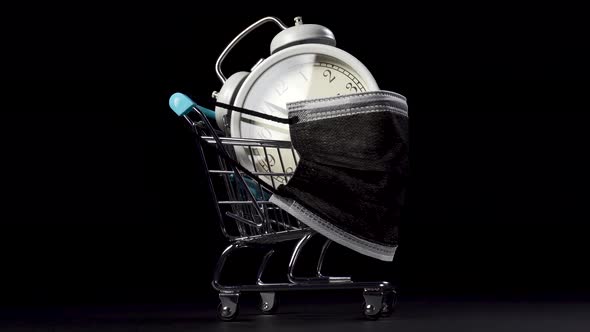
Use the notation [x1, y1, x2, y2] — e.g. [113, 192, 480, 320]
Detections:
[168, 92, 216, 120]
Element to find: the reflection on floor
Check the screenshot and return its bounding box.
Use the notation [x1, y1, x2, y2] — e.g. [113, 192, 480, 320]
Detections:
[2, 297, 590, 332]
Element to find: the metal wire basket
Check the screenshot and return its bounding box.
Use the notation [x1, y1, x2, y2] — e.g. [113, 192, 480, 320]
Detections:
[174, 97, 395, 321]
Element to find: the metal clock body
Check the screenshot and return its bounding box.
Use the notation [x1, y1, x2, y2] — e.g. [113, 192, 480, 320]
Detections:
[213, 17, 378, 184]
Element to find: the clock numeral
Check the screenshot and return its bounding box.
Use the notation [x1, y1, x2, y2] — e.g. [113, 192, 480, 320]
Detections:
[274, 80, 288, 96]
[258, 154, 276, 172]
[323, 69, 336, 83]
[346, 82, 358, 93]
[258, 160, 270, 172]
[258, 127, 273, 139]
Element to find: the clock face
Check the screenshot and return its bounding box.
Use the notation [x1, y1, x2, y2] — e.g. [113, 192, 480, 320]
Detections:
[232, 50, 377, 187]
[240, 54, 368, 142]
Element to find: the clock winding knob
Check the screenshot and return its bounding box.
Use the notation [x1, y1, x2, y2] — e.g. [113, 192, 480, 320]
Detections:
[270, 19, 336, 54]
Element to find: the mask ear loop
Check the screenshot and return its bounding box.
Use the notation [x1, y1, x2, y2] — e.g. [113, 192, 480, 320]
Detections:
[212, 100, 299, 124]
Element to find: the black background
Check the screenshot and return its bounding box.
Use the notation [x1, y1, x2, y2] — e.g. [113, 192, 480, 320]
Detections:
[1, 3, 589, 309]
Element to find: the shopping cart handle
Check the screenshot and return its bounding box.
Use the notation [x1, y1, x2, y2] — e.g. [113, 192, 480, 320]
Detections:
[169, 92, 216, 120]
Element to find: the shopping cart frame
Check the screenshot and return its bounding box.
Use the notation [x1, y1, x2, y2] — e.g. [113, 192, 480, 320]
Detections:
[178, 102, 396, 321]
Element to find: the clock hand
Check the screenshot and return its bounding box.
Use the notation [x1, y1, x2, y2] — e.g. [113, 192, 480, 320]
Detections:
[263, 101, 288, 115]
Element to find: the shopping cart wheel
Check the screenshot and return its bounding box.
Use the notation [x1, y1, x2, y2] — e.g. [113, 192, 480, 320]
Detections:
[380, 290, 397, 317]
[217, 303, 239, 321]
[362, 289, 384, 320]
[259, 292, 279, 314]
[217, 292, 240, 321]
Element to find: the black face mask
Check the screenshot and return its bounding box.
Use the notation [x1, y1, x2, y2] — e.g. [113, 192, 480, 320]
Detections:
[268, 91, 408, 261]
[170, 90, 408, 261]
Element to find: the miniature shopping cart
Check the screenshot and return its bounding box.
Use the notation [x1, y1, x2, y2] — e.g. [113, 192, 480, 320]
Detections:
[169, 93, 396, 321]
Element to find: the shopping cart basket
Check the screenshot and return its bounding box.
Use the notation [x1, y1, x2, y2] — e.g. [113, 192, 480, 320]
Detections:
[169, 93, 396, 320]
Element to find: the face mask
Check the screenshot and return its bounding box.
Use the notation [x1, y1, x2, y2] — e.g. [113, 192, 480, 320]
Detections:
[268, 91, 408, 261]
[170, 90, 408, 262]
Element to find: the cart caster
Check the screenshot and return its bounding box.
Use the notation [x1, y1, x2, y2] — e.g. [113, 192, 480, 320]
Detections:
[380, 291, 397, 317]
[361, 301, 382, 320]
[362, 289, 384, 320]
[217, 292, 240, 321]
[259, 292, 279, 314]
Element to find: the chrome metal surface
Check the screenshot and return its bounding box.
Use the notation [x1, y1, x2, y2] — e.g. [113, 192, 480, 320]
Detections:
[192, 107, 267, 226]
[257, 250, 275, 284]
[380, 290, 396, 317]
[213, 71, 248, 131]
[180, 100, 395, 320]
[287, 233, 315, 283]
[218, 292, 240, 321]
[259, 292, 277, 313]
[215, 17, 288, 83]
[287, 233, 351, 284]
[250, 58, 265, 71]
[201, 136, 294, 148]
[363, 289, 385, 318]
[316, 239, 332, 277]
[269, 23, 336, 54]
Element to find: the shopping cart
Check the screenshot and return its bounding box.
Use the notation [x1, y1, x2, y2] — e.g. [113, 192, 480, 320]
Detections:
[169, 93, 396, 321]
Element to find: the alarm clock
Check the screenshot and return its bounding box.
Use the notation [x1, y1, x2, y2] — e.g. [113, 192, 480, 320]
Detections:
[212, 16, 379, 186]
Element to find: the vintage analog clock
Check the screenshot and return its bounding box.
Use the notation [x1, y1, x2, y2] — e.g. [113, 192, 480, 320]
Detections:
[212, 16, 379, 185]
